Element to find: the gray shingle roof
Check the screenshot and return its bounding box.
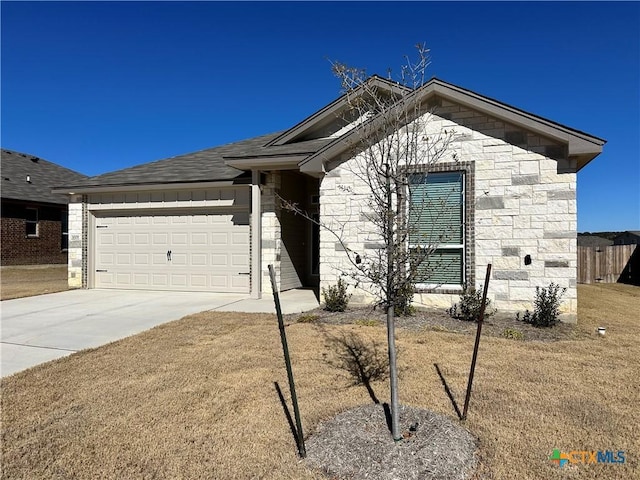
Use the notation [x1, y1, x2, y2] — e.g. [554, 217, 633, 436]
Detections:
[1, 149, 87, 205]
[577, 235, 614, 247]
[59, 133, 333, 189]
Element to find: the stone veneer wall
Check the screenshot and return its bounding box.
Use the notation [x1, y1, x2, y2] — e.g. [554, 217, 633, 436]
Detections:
[261, 171, 282, 293]
[67, 195, 85, 288]
[319, 99, 578, 321]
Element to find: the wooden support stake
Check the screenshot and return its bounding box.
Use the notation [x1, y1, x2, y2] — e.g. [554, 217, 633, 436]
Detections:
[462, 263, 492, 421]
[268, 264, 306, 458]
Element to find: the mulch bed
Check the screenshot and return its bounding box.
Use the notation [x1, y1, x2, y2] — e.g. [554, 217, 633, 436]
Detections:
[305, 403, 477, 480]
[286, 306, 586, 342]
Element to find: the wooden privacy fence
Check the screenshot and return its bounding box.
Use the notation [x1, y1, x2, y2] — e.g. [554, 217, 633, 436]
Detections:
[577, 244, 639, 284]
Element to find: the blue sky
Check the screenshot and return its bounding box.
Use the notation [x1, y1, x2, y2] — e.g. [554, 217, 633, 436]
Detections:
[2, 1, 638, 232]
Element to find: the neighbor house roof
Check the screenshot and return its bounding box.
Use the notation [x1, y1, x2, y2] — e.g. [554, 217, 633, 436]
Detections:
[577, 235, 614, 247]
[1, 149, 87, 205]
[615, 231, 640, 239]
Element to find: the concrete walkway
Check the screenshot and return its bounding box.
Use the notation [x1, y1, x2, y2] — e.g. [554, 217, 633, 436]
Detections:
[1, 288, 318, 377]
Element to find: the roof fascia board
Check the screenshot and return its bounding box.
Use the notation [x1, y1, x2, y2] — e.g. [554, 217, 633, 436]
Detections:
[427, 80, 605, 154]
[267, 76, 411, 147]
[52, 179, 249, 195]
[224, 155, 307, 170]
[298, 95, 408, 175]
[0, 196, 67, 207]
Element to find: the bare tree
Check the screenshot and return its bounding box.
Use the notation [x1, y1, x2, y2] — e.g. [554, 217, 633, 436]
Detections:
[282, 44, 459, 441]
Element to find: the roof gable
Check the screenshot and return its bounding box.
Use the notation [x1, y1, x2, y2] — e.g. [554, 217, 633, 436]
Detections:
[299, 77, 606, 175]
[1, 149, 87, 205]
[422, 79, 605, 168]
[266, 75, 411, 147]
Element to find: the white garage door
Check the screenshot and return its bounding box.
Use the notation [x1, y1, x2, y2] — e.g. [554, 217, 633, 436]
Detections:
[94, 210, 250, 293]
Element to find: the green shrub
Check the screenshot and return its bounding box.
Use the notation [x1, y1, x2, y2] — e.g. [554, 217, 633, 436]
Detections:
[501, 328, 524, 340]
[322, 277, 351, 312]
[518, 282, 566, 328]
[448, 287, 494, 322]
[394, 283, 416, 316]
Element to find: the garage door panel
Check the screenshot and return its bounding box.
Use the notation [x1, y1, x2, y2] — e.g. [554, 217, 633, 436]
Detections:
[116, 273, 132, 285]
[116, 233, 132, 245]
[95, 210, 250, 293]
[232, 232, 249, 245]
[99, 251, 115, 263]
[211, 275, 229, 288]
[134, 253, 149, 265]
[191, 233, 208, 245]
[151, 273, 169, 287]
[231, 275, 250, 289]
[231, 254, 249, 267]
[152, 233, 168, 245]
[133, 273, 149, 285]
[116, 253, 131, 266]
[99, 233, 114, 246]
[134, 233, 150, 245]
[211, 254, 228, 266]
[211, 233, 228, 245]
[192, 254, 207, 266]
[97, 271, 114, 286]
[171, 254, 187, 265]
[151, 254, 167, 265]
[170, 274, 188, 287]
[171, 233, 188, 245]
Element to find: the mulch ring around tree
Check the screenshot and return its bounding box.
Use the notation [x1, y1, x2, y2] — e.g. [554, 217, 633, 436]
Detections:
[304, 403, 477, 480]
[288, 306, 588, 342]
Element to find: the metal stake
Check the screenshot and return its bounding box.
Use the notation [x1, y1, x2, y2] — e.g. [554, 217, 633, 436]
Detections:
[462, 263, 492, 421]
[268, 264, 306, 458]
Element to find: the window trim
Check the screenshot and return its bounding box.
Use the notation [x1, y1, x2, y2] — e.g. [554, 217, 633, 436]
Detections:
[25, 207, 39, 238]
[406, 161, 475, 294]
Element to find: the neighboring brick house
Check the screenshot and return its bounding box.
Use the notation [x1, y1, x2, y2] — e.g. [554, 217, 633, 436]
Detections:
[56, 77, 604, 321]
[1, 149, 87, 265]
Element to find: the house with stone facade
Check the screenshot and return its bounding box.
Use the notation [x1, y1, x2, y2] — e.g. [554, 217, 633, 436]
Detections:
[1, 149, 87, 266]
[55, 77, 604, 321]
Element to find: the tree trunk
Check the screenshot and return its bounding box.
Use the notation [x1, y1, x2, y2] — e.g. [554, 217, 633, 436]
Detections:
[387, 304, 401, 440]
[385, 163, 401, 441]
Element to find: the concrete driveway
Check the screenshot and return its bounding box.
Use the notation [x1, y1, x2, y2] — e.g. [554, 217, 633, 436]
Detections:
[1, 288, 318, 377]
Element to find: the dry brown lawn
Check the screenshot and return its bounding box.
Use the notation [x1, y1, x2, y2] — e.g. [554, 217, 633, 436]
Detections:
[0, 265, 69, 300]
[1, 284, 638, 479]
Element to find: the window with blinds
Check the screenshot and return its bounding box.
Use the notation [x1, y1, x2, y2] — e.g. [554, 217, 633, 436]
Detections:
[408, 171, 464, 287]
